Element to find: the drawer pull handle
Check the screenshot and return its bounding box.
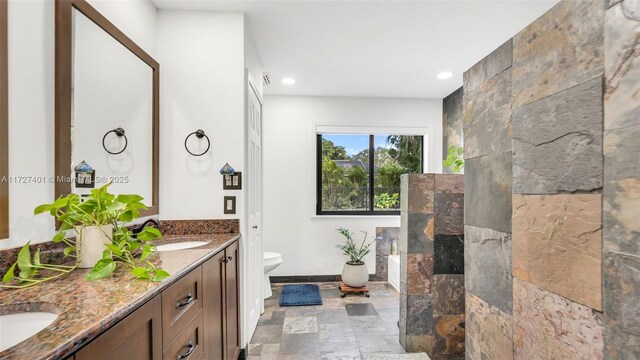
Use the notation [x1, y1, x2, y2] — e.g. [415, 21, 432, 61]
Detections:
[176, 293, 194, 309]
[227, 256, 232, 261]
[176, 341, 195, 360]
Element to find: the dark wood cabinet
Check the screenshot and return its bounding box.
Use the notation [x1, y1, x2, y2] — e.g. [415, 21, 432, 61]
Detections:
[75, 295, 162, 360]
[224, 241, 240, 360]
[203, 250, 226, 360]
[203, 241, 241, 360]
[73, 240, 240, 360]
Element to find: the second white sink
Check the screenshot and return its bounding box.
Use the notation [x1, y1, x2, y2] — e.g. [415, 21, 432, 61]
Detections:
[155, 241, 210, 252]
[0, 311, 59, 352]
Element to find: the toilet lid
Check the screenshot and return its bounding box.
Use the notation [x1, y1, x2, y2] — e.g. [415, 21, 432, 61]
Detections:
[264, 252, 282, 260]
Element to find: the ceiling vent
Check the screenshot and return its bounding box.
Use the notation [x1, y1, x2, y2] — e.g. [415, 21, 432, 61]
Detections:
[263, 73, 272, 86]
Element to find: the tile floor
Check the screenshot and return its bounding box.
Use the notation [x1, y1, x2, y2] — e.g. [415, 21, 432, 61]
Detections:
[248, 282, 405, 360]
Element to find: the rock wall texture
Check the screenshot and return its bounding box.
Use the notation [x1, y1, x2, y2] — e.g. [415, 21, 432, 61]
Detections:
[463, 23, 515, 360]
[458, 0, 640, 358]
[400, 174, 464, 359]
[603, 0, 640, 358]
[442, 88, 463, 174]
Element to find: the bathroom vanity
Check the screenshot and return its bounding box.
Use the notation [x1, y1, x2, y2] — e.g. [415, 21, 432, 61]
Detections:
[0, 233, 241, 360]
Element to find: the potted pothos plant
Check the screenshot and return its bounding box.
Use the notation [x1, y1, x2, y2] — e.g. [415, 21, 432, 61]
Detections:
[336, 227, 375, 288]
[1, 184, 169, 289]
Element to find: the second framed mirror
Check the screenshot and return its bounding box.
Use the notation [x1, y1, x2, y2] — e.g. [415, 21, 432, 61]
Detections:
[55, 0, 159, 215]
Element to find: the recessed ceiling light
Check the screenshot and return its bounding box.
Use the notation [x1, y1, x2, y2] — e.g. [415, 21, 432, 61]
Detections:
[437, 71, 453, 80]
[282, 78, 296, 85]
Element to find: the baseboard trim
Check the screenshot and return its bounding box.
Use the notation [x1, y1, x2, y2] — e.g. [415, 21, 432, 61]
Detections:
[269, 274, 379, 283]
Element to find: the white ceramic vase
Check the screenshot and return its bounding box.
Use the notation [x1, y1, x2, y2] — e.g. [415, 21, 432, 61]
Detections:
[342, 262, 369, 287]
[78, 224, 112, 269]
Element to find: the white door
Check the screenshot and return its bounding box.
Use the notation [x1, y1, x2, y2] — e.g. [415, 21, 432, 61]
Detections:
[245, 75, 263, 341]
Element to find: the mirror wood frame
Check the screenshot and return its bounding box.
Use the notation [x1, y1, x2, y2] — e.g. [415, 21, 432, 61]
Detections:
[0, 0, 8, 238]
[55, 0, 159, 216]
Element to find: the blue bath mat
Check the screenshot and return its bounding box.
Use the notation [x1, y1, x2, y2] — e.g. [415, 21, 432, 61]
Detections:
[279, 284, 323, 307]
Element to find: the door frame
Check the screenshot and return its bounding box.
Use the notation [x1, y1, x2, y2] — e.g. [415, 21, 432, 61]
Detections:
[240, 70, 264, 349]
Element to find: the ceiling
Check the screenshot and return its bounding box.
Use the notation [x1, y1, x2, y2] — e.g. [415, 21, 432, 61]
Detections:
[151, 0, 559, 99]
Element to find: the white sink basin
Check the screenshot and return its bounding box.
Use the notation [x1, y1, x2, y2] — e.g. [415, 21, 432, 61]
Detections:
[0, 312, 59, 351]
[155, 241, 210, 252]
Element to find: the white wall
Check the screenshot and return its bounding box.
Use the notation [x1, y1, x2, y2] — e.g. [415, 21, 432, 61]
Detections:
[263, 95, 442, 276]
[4, 0, 157, 248]
[156, 10, 246, 221]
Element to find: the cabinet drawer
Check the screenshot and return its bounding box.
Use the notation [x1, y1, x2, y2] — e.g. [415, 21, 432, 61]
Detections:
[163, 310, 204, 360]
[162, 267, 203, 347]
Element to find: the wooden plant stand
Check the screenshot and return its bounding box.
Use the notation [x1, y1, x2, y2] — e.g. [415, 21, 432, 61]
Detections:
[338, 282, 370, 298]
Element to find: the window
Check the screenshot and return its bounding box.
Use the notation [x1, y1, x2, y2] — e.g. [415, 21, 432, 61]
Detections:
[317, 133, 424, 215]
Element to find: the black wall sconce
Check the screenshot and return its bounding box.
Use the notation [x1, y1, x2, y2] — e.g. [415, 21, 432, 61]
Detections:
[102, 127, 128, 155]
[185, 129, 211, 156]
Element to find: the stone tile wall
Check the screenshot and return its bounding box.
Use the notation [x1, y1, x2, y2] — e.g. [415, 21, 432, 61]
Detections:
[510, 0, 606, 358]
[603, 0, 640, 358]
[442, 87, 463, 174]
[463, 33, 515, 360]
[399, 174, 464, 359]
[462, 0, 639, 358]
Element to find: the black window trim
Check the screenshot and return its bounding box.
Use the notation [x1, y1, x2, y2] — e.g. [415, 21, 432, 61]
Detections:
[316, 133, 424, 216]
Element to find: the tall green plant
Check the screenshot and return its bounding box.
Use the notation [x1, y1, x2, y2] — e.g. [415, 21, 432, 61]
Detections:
[335, 227, 375, 264]
[1, 184, 169, 289]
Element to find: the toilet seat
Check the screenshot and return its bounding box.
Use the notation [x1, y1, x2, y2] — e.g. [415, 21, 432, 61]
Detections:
[264, 252, 282, 260]
[264, 252, 282, 267]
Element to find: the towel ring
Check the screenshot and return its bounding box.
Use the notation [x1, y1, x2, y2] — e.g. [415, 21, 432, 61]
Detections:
[102, 127, 128, 155]
[185, 129, 210, 156]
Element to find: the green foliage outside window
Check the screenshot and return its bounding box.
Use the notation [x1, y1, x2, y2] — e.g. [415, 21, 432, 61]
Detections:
[320, 134, 422, 212]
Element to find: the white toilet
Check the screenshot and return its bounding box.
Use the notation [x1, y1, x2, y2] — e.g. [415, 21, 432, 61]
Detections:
[263, 252, 283, 298]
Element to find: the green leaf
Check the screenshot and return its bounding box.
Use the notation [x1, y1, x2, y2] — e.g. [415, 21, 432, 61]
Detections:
[128, 241, 141, 252]
[17, 243, 33, 274]
[152, 269, 170, 282]
[131, 267, 150, 280]
[104, 243, 122, 256]
[63, 246, 75, 257]
[34, 204, 52, 215]
[140, 244, 152, 261]
[116, 194, 144, 203]
[34, 249, 41, 266]
[2, 263, 16, 283]
[106, 202, 126, 213]
[137, 227, 161, 242]
[52, 231, 66, 243]
[86, 259, 116, 280]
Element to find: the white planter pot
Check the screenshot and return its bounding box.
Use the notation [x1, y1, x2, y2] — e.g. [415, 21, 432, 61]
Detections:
[78, 225, 112, 269]
[342, 262, 369, 288]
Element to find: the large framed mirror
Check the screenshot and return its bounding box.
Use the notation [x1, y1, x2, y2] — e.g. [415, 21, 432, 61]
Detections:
[55, 0, 159, 215]
[0, 0, 8, 239]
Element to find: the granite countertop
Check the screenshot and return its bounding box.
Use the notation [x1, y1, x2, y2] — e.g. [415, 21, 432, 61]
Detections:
[0, 233, 240, 360]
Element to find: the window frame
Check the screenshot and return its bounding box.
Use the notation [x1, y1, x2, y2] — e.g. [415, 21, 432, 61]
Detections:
[316, 133, 424, 216]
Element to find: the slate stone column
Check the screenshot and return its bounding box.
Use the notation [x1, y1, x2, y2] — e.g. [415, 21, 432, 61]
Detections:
[509, 1, 606, 358]
[603, 0, 640, 357]
[399, 174, 464, 359]
[442, 88, 464, 174]
[463, 38, 515, 360]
